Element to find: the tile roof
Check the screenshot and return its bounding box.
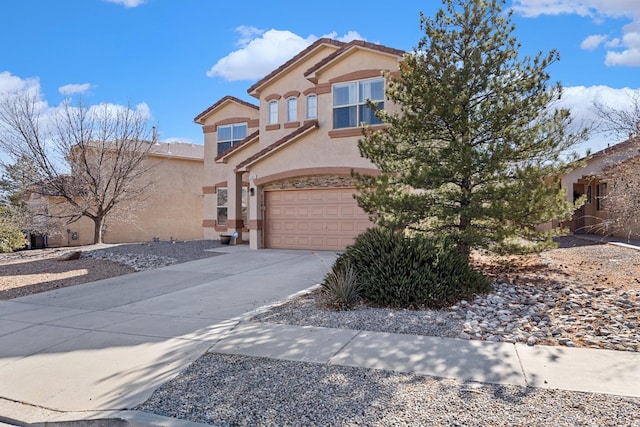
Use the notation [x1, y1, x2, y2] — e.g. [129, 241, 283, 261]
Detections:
[235, 120, 319, 172]
[304, 39, 406, 79]
[581, 135, 640, 162]
[193, 95, 258, 124]
[247, 38, 346, 96]
[215, 130, 260, 162]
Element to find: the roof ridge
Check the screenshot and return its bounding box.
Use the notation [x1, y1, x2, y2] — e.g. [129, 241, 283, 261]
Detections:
[247, 38, 346, 95]
[194, 95, 258, 124]
[304, 39, 406, 78]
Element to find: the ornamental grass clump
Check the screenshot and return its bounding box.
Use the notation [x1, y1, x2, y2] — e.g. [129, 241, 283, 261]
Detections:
[333, 228, 490, 308]
[321, 262, 363, 309]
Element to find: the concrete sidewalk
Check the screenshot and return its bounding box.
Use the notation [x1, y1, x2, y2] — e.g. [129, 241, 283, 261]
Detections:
[0, 245, 638, 426]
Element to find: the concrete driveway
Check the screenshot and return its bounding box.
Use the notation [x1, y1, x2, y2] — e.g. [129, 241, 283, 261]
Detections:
[0, 246, 337, 421]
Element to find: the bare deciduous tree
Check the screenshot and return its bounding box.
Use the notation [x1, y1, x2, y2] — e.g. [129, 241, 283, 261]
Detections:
[589, 91, 640, 240]
[0, 91, 155, 244]
[593, 90, 640, 140]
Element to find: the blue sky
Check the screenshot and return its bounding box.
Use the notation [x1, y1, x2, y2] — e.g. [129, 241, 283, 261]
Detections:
[1, 0, 639, 155]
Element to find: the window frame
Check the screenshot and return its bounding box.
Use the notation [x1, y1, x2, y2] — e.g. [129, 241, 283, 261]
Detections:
[287, 97, 297, 122]
[596, 182, 607, 211]
[332, 77, 384, 130]
[268, 100, 278, 124]
[216, 188, 228, 226]
[216, 186, 248, 226]
[306, 94, 317, 119]
[217, 123, 247, 155]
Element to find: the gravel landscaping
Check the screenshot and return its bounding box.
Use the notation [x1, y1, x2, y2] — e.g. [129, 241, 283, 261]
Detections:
[138, 236, 640, 427]
[2, 236, 639, 425]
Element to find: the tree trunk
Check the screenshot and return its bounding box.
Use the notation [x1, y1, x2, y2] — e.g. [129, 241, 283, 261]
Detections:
[93, 216, 105, 244]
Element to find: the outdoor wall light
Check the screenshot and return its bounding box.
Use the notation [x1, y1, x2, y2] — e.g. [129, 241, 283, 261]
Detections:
[250, 187, 255, 196]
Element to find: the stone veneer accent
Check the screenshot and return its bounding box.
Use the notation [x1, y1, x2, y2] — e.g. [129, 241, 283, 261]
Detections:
[263, 175, 356, 191]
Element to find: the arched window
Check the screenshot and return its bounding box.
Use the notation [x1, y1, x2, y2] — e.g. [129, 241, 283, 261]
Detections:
[306, 94, 317, 119]
[268, 100, 278, 124]
[287, 97, 297, 122]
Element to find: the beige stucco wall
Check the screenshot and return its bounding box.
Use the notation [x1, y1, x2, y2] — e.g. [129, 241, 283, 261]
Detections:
[199, 100, 259, 240]
[255, 44, 340, 149]
[44, 153, 205, 247]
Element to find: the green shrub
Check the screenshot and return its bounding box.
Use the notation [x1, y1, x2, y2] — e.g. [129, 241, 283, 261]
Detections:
[320, 262, 362, 309]
[0, 205, 27, 253]
[332, 228, 490, 308]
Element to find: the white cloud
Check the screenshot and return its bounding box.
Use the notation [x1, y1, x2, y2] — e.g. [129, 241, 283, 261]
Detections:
[512, 0, 640, 19]
[557, 85, 640, 154]
[88, 101, 152, 121]
[513, 1, 640, 67]
[320, 30, 365, 43]
[103, 0, 146, 7]
[58, 83, 92, 96]
[0, 71, 40, 95]
[580, 34, 608, 50]
[206, 28, 366, 81]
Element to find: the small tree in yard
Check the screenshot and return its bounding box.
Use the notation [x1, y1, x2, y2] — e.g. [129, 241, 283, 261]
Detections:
[355, 0, 587, 259]
[0, 91, 154, 244]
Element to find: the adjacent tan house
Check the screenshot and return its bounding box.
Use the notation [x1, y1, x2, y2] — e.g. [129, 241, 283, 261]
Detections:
[195, 39, 405, 250]
[560, 135, 640, 239]
[36, 142, 204, 247]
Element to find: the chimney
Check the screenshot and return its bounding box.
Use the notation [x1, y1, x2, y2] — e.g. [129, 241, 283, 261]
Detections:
[152, 126, 158, 144]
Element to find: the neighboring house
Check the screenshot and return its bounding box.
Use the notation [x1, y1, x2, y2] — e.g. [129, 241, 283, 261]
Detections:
[560, 135, 640, 239]
[195, 39, 404, 250]
[31, 142, 204, 247]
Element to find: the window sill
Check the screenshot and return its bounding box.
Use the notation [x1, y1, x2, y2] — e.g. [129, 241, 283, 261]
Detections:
[266, 124, 280, 131]
[328, 125, 384, 138]
[284, 121, 300, 129]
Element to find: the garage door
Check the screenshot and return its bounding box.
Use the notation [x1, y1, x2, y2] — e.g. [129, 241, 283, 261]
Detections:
[265, 188, 372, 250]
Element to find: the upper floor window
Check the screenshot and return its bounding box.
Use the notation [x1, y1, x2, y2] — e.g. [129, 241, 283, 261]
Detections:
[268, 100, 278, 124]
[333, 78, 384, 129]
[287, 97, 297, 122]
[306, 94, 317, 119]
[217, 123, 247, 155]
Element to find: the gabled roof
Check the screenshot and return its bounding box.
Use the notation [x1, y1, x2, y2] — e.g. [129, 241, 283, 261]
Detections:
[247, 38, 346, 97]
[304, 39, 406, 83]
[215, 130, 260, 163]
[193, 95, 258, 124]
[235, 120, 319, 172]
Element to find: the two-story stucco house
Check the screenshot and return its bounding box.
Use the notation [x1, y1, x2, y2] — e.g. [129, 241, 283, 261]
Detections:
[195, 39, 404, 250]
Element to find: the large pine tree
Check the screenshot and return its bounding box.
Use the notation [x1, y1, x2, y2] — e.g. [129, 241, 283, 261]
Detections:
[355, 0, 586, 258]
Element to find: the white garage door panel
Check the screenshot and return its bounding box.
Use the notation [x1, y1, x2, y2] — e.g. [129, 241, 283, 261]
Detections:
[265, 188, 371, 250]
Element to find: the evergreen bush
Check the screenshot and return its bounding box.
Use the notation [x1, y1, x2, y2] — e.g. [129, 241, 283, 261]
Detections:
[332, 228, 490, 308]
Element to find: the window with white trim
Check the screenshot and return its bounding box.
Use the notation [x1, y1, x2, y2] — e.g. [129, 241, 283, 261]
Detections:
[268, 100, 278, 124]
[216, 187, 248, 225]
[287, 97, 297, 122]
[217, 123, 247, 155]
[306, 94, 317, 119]
[333, 78, 384, 129]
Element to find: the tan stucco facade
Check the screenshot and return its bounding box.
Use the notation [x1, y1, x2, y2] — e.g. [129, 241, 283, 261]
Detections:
[195, 39, 404, 249]
[39, 143, 205, 247]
